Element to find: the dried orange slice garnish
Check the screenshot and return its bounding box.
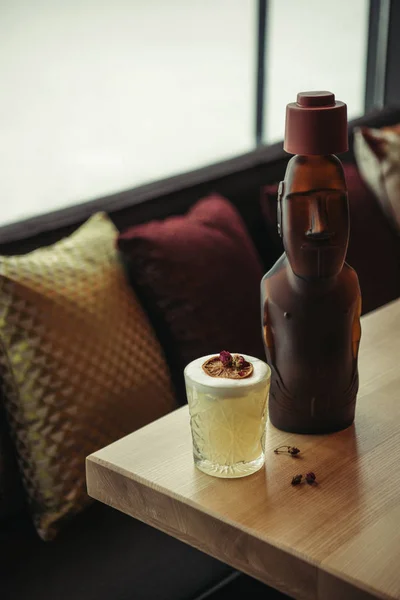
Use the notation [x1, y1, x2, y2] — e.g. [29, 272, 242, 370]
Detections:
[202, 352, 253, 379]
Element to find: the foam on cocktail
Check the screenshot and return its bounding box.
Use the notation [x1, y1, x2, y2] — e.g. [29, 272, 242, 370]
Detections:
[184, 353, 270, 395]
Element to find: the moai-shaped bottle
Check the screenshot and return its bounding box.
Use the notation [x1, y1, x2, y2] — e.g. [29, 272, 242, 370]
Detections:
[261, 91, 362, 434]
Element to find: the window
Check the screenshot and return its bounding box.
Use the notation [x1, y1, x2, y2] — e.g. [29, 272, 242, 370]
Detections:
[0, 0, 376, 228]
[263, 0, 370, 143]
[0, 0, 256, 226]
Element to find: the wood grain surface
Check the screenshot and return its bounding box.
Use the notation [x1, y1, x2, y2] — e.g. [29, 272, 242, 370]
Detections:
[86, 299, 400, 600]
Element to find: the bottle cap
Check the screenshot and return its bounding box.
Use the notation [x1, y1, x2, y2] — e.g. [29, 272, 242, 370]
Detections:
[284, 91, 348, 155]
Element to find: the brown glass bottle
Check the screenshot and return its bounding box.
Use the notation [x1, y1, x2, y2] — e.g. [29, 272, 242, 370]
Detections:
[261, 92, 361, 434]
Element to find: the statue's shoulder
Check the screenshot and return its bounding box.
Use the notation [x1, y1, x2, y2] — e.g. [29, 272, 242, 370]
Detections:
[341, 262, 361, 288]
[336, 263, 361, 304]
[262, 253, 286, 283]
[261, 254, 288, 303]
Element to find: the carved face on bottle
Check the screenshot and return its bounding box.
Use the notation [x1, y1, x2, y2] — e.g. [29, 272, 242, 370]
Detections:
[278, 182, 349, 279]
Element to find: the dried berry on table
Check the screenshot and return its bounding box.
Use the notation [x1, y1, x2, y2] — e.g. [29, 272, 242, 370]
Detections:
[291, 474, 303, 486]
[305, 472, 317, 485]
[274, 445, 301, 456]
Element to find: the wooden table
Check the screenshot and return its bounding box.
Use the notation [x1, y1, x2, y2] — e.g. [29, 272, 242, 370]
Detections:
[86, 300, 400, 600]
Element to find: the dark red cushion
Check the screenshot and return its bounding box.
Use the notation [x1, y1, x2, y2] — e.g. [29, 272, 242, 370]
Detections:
[260, 163, 400, 315]
[117, 195, 266, 401]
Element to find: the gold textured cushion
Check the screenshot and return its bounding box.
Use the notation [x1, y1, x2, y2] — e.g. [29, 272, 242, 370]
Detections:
[0, 213, 176, 540]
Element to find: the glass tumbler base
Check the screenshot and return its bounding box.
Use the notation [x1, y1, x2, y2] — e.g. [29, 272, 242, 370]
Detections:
[193, 453, 265, 478]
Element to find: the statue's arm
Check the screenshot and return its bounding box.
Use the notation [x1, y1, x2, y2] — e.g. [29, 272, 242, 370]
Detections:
[352, 293, 362, 361]
[261, 260, 285, 365]
[261, 288, 275, 364]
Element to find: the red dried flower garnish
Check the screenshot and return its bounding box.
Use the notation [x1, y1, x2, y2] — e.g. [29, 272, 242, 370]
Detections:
[233, 355, 250, 369]
[219, 351, 232, 366]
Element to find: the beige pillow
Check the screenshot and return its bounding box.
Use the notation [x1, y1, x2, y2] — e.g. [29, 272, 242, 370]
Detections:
[0, 213, 176, 540]
[354, 125, 400, 233]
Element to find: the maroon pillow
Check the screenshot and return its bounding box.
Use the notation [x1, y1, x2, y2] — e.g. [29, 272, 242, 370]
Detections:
[117, 195, 266, 400]
[260, 163, 400, 314]
[344, 163, 400, 313]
